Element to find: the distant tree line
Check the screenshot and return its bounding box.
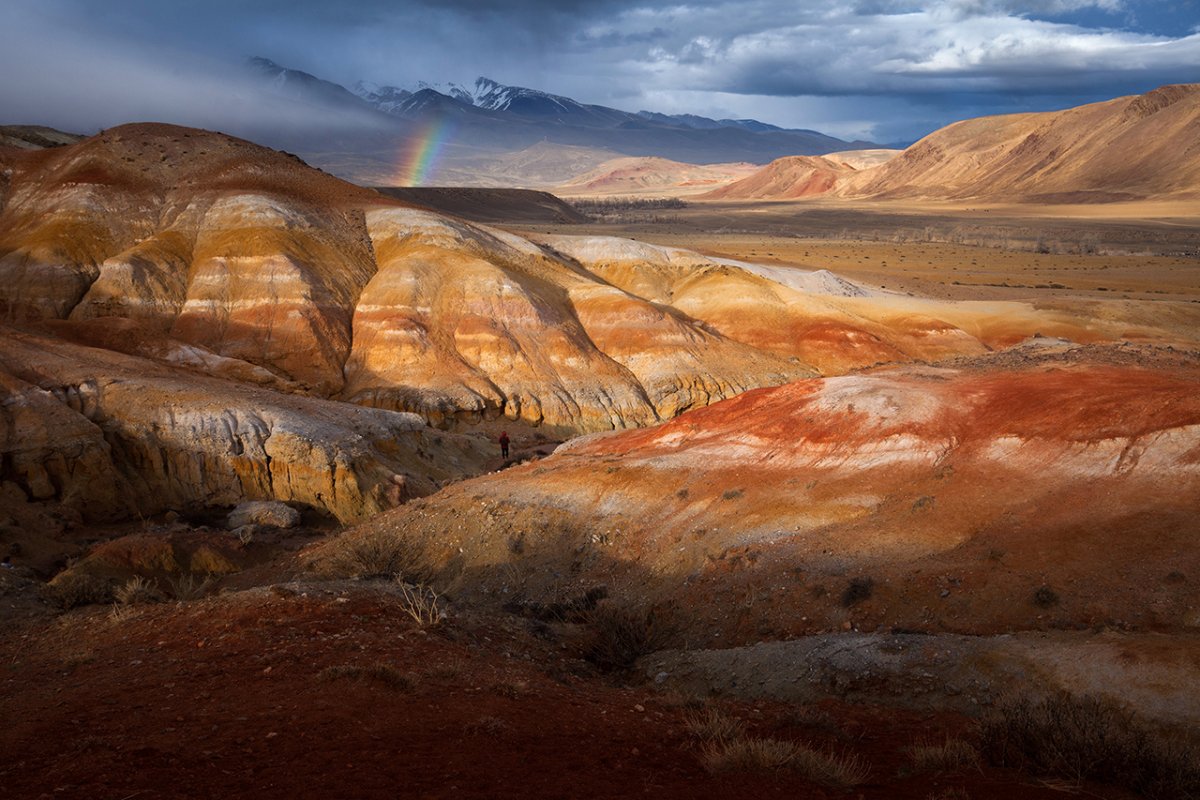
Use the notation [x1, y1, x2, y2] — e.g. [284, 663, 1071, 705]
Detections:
[569, 197, 688, 213]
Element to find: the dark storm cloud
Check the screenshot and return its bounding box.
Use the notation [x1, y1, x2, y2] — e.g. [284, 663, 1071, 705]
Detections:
[1, 0, 1198, 143]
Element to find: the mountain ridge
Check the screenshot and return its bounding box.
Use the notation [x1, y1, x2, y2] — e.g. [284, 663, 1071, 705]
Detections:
[684, 84, 1200, 204]
[240, 57, 876, 179]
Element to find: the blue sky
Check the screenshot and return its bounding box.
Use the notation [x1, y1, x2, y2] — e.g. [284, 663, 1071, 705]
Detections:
[2, 0, 1198, 142]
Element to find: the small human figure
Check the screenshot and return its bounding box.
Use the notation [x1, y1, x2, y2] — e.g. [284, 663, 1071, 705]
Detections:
[499, 431, 510, 459]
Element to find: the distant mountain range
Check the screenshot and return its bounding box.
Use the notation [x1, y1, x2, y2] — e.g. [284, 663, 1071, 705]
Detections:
[244, 57, 880, 184]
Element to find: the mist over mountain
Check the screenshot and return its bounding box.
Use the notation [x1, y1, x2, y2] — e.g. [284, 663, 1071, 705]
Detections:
[241, 57, 876, 185]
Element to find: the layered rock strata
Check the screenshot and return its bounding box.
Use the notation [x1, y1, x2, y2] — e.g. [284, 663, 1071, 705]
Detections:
[331, 344, 1200, 640]
[0, 328, 489, 523]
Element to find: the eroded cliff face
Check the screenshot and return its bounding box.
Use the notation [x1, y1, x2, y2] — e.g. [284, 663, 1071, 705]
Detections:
[0, 329, 490, 523]
[0, 124, 828, 434]
[345, 208, 806, 431]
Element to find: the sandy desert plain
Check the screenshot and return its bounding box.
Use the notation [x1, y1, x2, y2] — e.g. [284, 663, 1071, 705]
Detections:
[2, 86, 1200, 800]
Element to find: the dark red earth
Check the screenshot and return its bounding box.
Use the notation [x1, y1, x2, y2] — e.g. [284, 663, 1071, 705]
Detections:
[0, 586, 1137, 800]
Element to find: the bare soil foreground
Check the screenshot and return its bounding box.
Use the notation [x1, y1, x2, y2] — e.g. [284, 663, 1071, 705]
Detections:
[0, 581, 1170, 800]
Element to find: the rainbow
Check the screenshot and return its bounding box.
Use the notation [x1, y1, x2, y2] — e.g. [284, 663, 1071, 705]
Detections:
[396, 120, 454, 186]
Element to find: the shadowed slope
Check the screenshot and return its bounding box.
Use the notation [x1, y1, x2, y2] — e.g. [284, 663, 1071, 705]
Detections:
[321, 344, 1200, 642]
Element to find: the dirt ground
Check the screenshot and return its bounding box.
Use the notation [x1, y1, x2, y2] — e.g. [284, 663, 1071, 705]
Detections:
[0, 581, 1145, 800]
[516, 198, 1200, 304]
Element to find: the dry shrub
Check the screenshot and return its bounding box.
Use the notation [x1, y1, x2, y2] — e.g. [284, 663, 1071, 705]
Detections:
[790, 743, 872, 789]
[1033, 585, 1060, 608]
[114, 576, 164, 606]
[685, 707, 746, 744]
[107, 602, 140, 623]
[582, 602, 664, 671]
[317, 662, 416, 692]
[317, 529, 435, 583]
[685, 706, 868, 786]
[841, 577, 874, 607]
[700, 736, 870, 787]
[981, 692, 1200, 799]
[702, 737, 796, 772]
[167, 572, 215, 601]
[44, 573, 112, 609]
[396, 582, 447, 628]
[908, 738, 981, 773]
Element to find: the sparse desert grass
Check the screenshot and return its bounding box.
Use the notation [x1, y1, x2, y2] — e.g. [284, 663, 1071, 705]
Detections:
[684, 707, 746, 744]
[317, 529, 436, 583]
[167, 572, 215, 601]
[113, 575, 164, 605]
[43, 573, 112, 609]
[700, 735, 870, 787]
[107, 603, 141, 623]
[396, 581, 447, 628]
[686, 706, 869, 786]
[317, 662, 417, 692]
[701, 737, 796, 772]
[582, 602, 664, 671]
[789, 743, 872, 789]
[907, 737, 981, 773]
[981, 692, 1200, 799]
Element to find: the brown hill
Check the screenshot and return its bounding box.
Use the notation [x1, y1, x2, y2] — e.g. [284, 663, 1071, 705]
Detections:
[701, 155, 852, 200]
[844, 83, 1200, 202]
[697, 85, 1200, 203]
[318, 343, 1200, 646]
[0, 123, 815, 436]
[555, 156, 759, 197]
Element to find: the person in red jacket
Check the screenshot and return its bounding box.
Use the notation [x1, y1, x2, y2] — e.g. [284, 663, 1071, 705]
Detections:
[499, 431, 510, 459]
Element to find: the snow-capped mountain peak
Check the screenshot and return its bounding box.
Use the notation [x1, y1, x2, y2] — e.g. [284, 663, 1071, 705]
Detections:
[352, 80, 413, 114]
[412, 81, 475, 106]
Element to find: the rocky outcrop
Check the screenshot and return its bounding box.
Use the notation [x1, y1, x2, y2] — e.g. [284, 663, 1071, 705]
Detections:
[227, 501, 302, 530]
[0, 328, 491, 523]
[0, 368, 131, 520]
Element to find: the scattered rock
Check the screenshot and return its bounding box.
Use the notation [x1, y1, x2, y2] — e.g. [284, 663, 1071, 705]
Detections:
[227, 501, 301, 531]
